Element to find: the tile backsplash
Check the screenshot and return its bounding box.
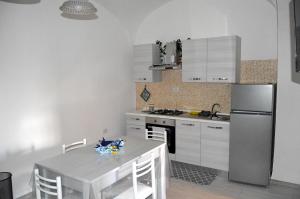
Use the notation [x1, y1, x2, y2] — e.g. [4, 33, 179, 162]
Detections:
[136, 59, 277, 113]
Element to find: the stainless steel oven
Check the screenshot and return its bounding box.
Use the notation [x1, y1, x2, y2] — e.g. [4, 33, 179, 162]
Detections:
[145, 117, 175, 154]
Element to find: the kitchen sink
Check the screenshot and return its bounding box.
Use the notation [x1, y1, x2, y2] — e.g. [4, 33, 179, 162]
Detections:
[211, 116, 230, 121]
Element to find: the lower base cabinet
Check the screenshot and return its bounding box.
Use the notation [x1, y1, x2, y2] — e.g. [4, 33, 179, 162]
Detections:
[175, 119, 230, 171]
[175, 120, 201, 165]
[126, 115, 145, 139]
[126, 124, 145, 139]
[201, 123, 230, 171]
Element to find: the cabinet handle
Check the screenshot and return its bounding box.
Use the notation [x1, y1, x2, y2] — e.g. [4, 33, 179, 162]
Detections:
[181, 123, 195, 126]
[130, 127, 141, 130]
[207, 126, 223, 129]
[213, 77, 228, 81]
[129, 118, 140, 121]
[192, 77, 201, 81]
[138, 78, 147, 81]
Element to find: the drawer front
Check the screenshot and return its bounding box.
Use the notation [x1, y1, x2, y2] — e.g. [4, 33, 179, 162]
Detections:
[126, 115, 145, 126]
[126, 124, 145, 139]
[176, 120, 201, 165]
[201, 123, 229, 142]
[176, 120, 201, 129]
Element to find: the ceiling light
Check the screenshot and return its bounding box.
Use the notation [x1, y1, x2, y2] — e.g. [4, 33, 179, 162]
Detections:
[59, 0, 97, 16]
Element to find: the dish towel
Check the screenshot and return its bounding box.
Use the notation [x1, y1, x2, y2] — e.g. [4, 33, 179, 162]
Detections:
[152, 127, 167, 133]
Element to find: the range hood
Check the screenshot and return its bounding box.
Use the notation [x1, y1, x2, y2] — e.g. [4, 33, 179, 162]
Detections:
[149, 64, 181, 70]
[149, 41, 182, 71]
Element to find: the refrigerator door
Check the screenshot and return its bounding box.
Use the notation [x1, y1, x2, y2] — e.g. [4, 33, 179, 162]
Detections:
[229, 112, 273, 186]
[231, 84, 274, 112]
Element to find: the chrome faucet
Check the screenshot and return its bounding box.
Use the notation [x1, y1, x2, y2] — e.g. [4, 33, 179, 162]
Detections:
[211, 103, 221, 118]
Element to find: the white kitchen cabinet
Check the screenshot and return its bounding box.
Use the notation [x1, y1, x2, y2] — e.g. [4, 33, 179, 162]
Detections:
[126, 115, 145, 139]
[182, 39, 207, 82]
[201, 122, 230, 171]
[176, 120, 201, 165]
[133, 44, 161, 82]
[207, 36, 241, 83]
[182, 36, 241, 83]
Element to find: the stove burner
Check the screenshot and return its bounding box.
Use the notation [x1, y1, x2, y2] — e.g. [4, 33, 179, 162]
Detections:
[149, 109, 184, 116]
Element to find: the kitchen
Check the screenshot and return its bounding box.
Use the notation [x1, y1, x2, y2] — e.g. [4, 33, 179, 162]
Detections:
[0, 0, 300, 199]
[127, 32, 277, 183]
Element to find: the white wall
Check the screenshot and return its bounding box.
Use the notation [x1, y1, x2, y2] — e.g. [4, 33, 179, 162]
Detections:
[135, 0, 277, 60]
[0, 0, 134, 197]
[272, 0, 300, 185]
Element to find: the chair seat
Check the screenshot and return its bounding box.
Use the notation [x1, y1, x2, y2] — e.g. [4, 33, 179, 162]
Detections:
[113, 183, 153, 199]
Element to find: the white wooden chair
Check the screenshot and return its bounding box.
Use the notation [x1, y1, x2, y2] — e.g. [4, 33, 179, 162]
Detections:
[145, 129, 167, 143]
[114, 153, 157, 199]
[145, 129, 173, 179]
[62, 138, 87, 153]
[34, 169, 63, 199]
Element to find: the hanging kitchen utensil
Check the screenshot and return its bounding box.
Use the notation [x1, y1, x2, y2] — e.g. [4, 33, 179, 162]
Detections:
[140, 85, 151, 102]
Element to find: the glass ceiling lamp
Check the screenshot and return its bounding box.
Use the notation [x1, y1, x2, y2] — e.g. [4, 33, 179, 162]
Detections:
[59, 0, 97, 16]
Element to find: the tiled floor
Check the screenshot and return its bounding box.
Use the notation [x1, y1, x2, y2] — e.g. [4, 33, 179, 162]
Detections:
[171, 161, 218, 185]
[168, 173, 300, 199]
[19, 174, 300, 199]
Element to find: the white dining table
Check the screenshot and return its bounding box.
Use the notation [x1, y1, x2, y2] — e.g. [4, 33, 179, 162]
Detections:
[33, 136, 167, 199]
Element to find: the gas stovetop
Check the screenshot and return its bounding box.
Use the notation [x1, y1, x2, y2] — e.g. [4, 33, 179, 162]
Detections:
[148, 109, 184, 116]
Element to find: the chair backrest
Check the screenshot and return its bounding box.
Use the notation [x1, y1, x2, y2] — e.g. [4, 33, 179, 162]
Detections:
[145, 129, 167, 143]
[34, 169, 62, 199]
[62, 138, 87, 153]
[132, 153, 157, 199]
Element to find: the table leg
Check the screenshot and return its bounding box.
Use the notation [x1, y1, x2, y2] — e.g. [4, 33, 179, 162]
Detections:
[83, 183, 91, 199]
[160, 144, 166, 199]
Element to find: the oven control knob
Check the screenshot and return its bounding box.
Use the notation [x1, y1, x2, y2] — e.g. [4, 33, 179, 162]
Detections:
[163, 121, 166, 124]
[154, 120, 157, 123]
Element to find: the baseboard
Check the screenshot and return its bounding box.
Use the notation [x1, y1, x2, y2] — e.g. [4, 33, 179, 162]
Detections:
[271, 179, 300, 188]
[16, 192, 33, 199]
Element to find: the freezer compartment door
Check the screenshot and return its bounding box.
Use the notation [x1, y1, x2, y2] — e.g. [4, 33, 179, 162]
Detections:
[231, 84, 274, 112]
[229, 113, 273, 186]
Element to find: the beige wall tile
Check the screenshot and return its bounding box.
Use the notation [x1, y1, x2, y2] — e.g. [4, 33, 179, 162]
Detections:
[136, 59, 277, 113]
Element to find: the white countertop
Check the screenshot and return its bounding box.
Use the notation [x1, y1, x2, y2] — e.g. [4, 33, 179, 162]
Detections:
[126, 111, 230, 124]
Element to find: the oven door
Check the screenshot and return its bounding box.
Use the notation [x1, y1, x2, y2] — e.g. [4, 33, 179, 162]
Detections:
[146, 123, 175, 154]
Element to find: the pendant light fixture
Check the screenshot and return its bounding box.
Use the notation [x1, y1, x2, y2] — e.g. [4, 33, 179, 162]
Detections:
[60, 0, 97, 17]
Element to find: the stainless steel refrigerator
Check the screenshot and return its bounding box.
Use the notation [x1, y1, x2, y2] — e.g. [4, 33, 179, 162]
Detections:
[229, 84, 276, 186]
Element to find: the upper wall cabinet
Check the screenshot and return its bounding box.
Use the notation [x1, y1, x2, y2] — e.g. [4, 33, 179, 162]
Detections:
[207, 36, 241, 83]
[133, 44, 161, 82]
[182, 36, 241, 83]
[182, 39, 207, 82]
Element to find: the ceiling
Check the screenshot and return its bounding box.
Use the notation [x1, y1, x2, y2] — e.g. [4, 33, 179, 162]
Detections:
[96, 0, 172, 36]
[96, 0, 277, 38]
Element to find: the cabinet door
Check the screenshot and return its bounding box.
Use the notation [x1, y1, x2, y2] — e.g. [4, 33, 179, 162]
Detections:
[201, 122, 230, 171]
[182, 39, 207, 82]
[126, 124, 145, 139]
[133, 44, 161, 82]
[126, 115, 145, 126]
[207, 36, 240, 83]
[176, 120, 201, 165]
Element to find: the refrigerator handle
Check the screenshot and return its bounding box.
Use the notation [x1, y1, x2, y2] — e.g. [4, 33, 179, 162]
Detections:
[231, 110, 272, 115]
